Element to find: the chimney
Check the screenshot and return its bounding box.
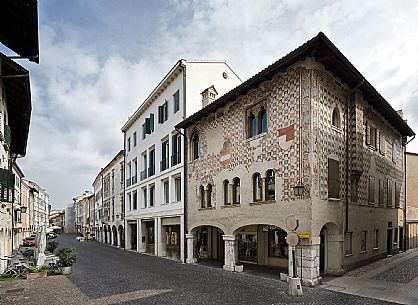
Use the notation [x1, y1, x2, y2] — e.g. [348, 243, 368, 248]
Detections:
[201, 85, 218, 108]
[396, 110, 403, 118]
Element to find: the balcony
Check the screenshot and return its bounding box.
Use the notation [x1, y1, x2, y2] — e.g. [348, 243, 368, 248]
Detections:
[148, 167, 155, 177]
[140, 170, 147, 181]
[171, 152, 181, 166]
[160, 158, 169, 172]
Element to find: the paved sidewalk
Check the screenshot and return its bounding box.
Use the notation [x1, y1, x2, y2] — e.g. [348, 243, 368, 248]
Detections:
[321, 248, 418, 304]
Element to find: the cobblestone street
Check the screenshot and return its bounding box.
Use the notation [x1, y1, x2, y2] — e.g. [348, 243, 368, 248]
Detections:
[0, 234, 398, 305]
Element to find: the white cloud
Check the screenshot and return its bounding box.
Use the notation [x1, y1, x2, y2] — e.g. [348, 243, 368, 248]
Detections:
[19, 0, 418, 208]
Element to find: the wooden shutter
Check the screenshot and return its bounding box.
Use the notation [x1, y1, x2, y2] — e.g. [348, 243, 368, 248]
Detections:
[150, 113, 154, 131]
[328, 159, 340, 198]
[365, 122, 370, 145]
[158, 106, 163, 123]
[145, 118, 151, 134]
[395, 182, 400, 207]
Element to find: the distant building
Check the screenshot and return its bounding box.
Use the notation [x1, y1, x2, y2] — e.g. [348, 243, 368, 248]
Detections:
[407, 152, 418, 248]
[64, 204, 75, 233]
[49, 209, 65, 233]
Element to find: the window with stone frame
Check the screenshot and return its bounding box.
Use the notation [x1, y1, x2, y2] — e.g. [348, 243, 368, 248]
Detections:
[368, 176, 375, 204]
[378, 179, 384, 206]
[191, 133, 200, 160]
[252, 173, 262, 202]
[379, 132, 385, 155]
[361, 231, 367, 252]
[223, 180, 230, 205]
[207, 184, 213, 208]
[199, 185, 205, 208]
[246, 101, 268, 139]
[232, 178, 240, 204]
[332, 107, 341, 128]
[328, 159, 340, 199]
[266, 169, 275, 200]
[344, 232, 352, 255]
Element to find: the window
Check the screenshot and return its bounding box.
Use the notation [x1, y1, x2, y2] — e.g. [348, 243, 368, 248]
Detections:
[374, 229, 379, 249]
[387, 179, 393, 207]
[143, 188, 147, 208]
[248, 113, 257, 138]
[192, 133, 199, 160]
[259, 107, 267, 133]
[141, 153, 147, 180]
[142, 123, 146, 139]
[163, 180, 169, 204]
[361, 231, 367, 252]
[395, 182, 401, 208]
[161, 139, 169, 171]
[332, 107, 341, 128]
[174, 177, 181, 202]
[368, 176, 375, 203]
[394, 228, 398, 244]
[328, 159, 340, 198]
[127, 192, 132, 211]
[132, 159, 138, 184]
[392, 142, 399, 162]
[379, 179, 384, 205]
[133, 132, 137, 147]
[128, 137, 131, 152]
[365, 122, 377, 148]
[253, 173, 262, 202]
[144, 114, 155, 137]
[174, 90, 180, 113]
[200, 185, 205, 208]
[149, 184, 155, 207]
[148, 149, 155, 177]
[223, 180, 230, 205]
[158, 100, 168, 123]
[233, 178, 240, 204]
[127, 162, 132, 187]
[207, 184, 212, 208]
[132, 191, 137, 210]
[266, 170, 275, 200]
[172, 133, 181, 166]
[379, 132, 385, 154]
[344, 232, 352, 255]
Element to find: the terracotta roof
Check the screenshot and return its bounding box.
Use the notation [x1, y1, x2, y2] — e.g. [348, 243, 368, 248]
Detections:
[176, 32, 414, 137]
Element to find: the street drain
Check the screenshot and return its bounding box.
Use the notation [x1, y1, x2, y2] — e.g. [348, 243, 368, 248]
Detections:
[5, 288, 24, 293]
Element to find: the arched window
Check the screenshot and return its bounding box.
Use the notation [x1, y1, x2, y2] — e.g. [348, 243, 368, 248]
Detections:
[192, 133, 200, 160]
[332, 107, 341, 128]
[258, 107, 267, 133]
[207, 184, 212, 208]
[223, 180, 230, 205]
[248, 113, 257, 138]
[253, 173, 262, 202]
[266, 170, 275, 200]
[233, 178, 240, 204]
[199, 185, 205, 208]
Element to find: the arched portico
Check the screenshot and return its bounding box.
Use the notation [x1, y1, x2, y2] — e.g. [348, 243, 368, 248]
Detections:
[118, 225, 124, 248]
[112, 226, 118, 246]
[103, 226, 108, 244]
[186, 225, 225, 264]
[319, 222, 343, 276]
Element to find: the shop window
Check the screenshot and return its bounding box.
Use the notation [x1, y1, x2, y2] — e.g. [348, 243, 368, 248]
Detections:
[266, 169, 275, 200]
[332, 107, 341, 128]
[207, 184, 212, 208]
[268, 228, 288, 258]
[252, 173, 262, 202]
[328, 159, 340, 199]
[233, 178, 240, 204]
[368, 176, 375, 204]
[223, 180, 230, 205]
[192, 133, 200, 160]
[199, 185, 205, 208]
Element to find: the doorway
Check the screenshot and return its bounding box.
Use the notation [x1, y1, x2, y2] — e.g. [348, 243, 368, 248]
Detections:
[320, 227, 326, 273]
[387, 229, 393, 256]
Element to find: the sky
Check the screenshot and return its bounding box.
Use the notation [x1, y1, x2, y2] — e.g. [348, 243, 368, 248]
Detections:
[3, 0, 418, 209]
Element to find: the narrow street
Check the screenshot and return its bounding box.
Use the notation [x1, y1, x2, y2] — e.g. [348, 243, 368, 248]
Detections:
[0, 234, 397, 305]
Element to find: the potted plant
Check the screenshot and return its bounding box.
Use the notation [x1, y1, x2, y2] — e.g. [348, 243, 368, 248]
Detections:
[26, 266, 48, 280]
[46, 240, 58, 253]
[56, 247, 77, 275]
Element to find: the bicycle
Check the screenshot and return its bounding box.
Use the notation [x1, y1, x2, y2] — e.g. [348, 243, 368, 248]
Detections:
[1, 262, 30, 278]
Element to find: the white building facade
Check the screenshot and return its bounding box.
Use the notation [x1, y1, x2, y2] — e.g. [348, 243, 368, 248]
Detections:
[122, 60, 241, 262]
[22, 179, 49, 232]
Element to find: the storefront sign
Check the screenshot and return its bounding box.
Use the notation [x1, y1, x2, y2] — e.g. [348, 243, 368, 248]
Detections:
[297, 231, 311, 239]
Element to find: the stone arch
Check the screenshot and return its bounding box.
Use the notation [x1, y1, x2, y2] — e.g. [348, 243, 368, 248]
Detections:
[118, 225, 124, 248]
[232, 219, 288, 235]
[190, 222, 228, 236]
[112, 225, 118, 246]
[319, 222, 343, 275]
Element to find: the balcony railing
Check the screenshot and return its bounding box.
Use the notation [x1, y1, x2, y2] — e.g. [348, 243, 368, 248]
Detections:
[140, 170, 147, 181]
[171, 152, 181, 166]
[160, 158, 169, 171]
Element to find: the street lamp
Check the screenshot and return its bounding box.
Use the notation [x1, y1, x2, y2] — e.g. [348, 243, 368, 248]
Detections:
[292, 181, 305, 197]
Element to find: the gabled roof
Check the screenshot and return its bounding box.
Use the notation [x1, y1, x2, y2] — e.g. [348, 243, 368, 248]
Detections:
[177, 32, 414, 137]
[1, 53, 32, 156]
[0, 0, 39, 63]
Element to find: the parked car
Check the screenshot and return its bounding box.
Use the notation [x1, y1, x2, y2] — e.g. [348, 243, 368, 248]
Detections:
[23, 236, 36, 247]
[47, 232, 57, 239]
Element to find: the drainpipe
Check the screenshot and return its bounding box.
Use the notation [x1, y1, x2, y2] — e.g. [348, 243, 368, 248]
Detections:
[404, 134, 415, 251]
[345, 79, 364, 233]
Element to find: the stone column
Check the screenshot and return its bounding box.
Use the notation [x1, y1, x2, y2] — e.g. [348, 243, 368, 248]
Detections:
[223, 234, 239, 272]
[228, 184, 233, 204]
[139, 221, 146, 252]
[154, 218, 159, 256]
[180, 215, 185, 263]
[186, 233, 196, 263]
[117, 226, 121, 248]
[136, 219, 141, 252]
[261, 177, 267, 202]
[125, 222, 131, 250]
[296, 237, 322, 287]
[110, 228, 114, 246]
